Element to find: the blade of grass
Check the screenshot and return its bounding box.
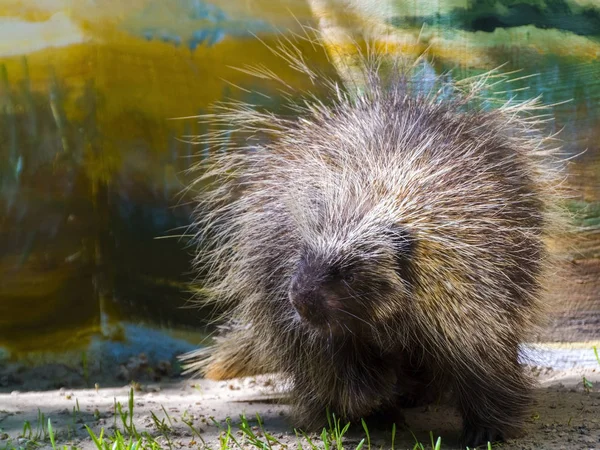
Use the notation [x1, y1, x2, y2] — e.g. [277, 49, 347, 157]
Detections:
[48, 419, 56, 450]
[361, 419, 370, 450]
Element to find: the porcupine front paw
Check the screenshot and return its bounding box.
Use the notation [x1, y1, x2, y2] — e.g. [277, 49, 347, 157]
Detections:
[460, 421, 504, 448]
[395, 386, 439, 409]
[361, 404, 407, 430]
[290, 401, 329, 432]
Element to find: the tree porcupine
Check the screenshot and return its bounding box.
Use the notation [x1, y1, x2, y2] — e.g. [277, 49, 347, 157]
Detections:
[181, 32, 565, 447]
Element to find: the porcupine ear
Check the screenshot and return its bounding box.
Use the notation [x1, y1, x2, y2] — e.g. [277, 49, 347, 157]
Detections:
[385, 224, 414, 282]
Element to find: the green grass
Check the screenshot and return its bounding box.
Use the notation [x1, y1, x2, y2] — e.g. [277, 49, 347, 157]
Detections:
[0, 387, 495, 450]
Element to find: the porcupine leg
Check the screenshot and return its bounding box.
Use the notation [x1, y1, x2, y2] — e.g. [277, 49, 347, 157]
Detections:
[393, 354, 439, 409]
[290, 378, 405, 432]
[454, 348, 531, 447]
[289, 345, 401, 431]
[180, 321, 269, 380]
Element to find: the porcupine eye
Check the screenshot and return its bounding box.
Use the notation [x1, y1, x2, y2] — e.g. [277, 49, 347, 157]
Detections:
[327, 264, 354, 284]
[342, 272, 355, 283]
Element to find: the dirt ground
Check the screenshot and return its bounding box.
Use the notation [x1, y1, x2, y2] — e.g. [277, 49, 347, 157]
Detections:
[0, 346, 599, 450]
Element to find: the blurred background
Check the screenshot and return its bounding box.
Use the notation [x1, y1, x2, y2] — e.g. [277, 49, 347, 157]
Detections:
[0, 0, 598, 390]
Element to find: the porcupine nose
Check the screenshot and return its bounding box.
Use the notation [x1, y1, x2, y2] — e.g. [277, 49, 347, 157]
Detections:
[289, 281, 324, 324]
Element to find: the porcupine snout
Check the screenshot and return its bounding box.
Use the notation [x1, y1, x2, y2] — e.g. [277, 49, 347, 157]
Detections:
[289, 272, 327, 327]
[288, 254, 348, 331]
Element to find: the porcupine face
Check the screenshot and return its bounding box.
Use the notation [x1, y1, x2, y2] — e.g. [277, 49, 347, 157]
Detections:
[288, 223, 414, 336]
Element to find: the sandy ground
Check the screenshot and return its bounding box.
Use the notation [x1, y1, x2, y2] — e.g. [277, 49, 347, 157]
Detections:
[1, 347, 599, 450]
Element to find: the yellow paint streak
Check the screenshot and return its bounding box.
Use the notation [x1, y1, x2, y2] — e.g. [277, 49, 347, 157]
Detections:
[0, 21, 334, 179]
[0, 326, 98, 354]
[0, 262, 73, 302]
[0, 13, 87, 57]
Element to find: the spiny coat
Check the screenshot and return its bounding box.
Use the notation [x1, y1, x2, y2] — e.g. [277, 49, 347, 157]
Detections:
[181, 35, 566, 447]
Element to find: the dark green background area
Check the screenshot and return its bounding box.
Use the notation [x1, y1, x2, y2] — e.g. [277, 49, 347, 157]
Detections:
[390, 0, 600, 36]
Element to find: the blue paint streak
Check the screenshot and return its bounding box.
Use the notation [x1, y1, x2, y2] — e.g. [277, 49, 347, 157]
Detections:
[89, 323, 198, 364]
[128, 0, 274, 50]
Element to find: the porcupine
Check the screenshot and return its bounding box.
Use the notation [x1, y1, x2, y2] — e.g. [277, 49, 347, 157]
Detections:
[180, 35, 565, 447]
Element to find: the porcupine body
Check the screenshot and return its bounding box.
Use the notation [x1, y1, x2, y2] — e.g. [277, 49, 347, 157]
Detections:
[182, 38, 564, 447]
